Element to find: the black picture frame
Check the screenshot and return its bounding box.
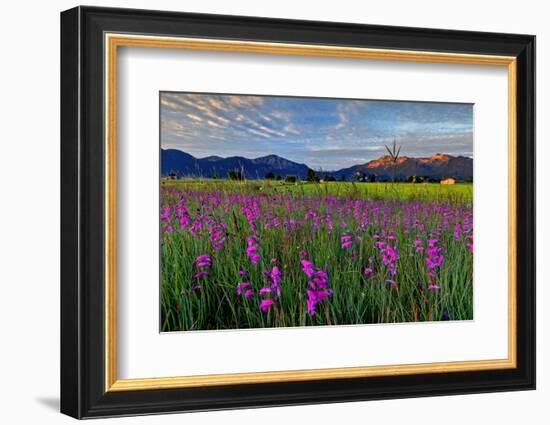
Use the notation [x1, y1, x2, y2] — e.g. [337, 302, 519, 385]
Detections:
[61, 5, 535, 419]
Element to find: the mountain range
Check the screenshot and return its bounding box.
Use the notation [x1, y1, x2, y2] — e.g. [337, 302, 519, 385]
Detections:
[331, 153, 473, 180]
[161, 149, 310, 179]
[161, 148, 473, 181]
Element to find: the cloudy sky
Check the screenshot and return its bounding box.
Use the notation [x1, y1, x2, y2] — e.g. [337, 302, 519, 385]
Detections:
[160, 92, 473, 170]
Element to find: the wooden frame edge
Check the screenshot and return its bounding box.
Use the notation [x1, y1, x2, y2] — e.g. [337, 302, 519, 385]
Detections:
[108, 358, 516, 391]
[105, 32, 118, 390]
[507, 59, 518, 369]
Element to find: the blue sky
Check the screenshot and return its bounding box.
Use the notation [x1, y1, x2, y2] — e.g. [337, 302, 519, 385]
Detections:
[160, 92, 473, 170]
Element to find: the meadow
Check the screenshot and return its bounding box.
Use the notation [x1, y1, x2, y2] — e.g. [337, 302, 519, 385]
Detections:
[160, 179, 473, 331]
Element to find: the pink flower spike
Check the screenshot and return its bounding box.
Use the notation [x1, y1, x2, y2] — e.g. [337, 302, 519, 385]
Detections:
[236, 282, 249, 295]
[306, 298, 316, 316]
[428, 284, 441, 290]
[160, 205, 171, 221]
[271, 266, 281, 284]
[340, 235, 353, 247]
[195, 254, 211, 263]
[363, 267, 373, 276]
[192, 271, 208, 279]
[259, 287, 272, 295]
[300, 259, 315, 277]
[246, 235, 261, 265]
[259, 298, 275, 313]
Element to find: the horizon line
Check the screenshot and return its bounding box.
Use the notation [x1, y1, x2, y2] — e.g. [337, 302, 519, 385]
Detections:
[161, 147, 473, 171]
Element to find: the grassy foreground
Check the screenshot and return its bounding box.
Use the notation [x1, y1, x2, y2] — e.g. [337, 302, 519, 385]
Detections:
[160, 179, 473, 331]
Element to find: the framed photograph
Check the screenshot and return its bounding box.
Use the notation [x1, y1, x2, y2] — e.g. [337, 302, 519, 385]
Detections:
[60, 6, 535, 419]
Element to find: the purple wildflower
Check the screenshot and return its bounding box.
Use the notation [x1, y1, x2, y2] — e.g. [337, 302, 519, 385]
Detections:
[259, 298, 275, 313]
[300, 259, 315, 278]
[160, 205, 171, 221]
[425, 243, 444, 270]
[192, 271, 209, 279]
[302, 260, 333, 316]
[246, 236, 260, 265]
[191, 253, 211, 287]
[194, 253, 212, 268]
[341, 235, 353, 249]
[466, 236, 474, 253]
[306, 297, 316, 316]
[208, 224, 226, 250]
[236, 282, 250, 296]
[270, 265, 282, 297]
[454, 223, 461, 241]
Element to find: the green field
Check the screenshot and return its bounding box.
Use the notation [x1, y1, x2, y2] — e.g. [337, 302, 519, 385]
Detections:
[160, 178, 473, 331]
[162, 178, 473, 203]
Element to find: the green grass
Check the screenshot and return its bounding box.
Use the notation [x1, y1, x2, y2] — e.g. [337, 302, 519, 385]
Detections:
[162, 178, 473, 203]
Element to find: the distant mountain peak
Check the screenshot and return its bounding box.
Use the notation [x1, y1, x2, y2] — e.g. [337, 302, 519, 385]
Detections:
[367, 155, 411, 167]
[431, 153, 451, 160]
[256, 154, 281, 160]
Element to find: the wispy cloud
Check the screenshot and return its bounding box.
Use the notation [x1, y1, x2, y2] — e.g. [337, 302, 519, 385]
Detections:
[186, 113, 203, 123]
[160, 92, 473, 169]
